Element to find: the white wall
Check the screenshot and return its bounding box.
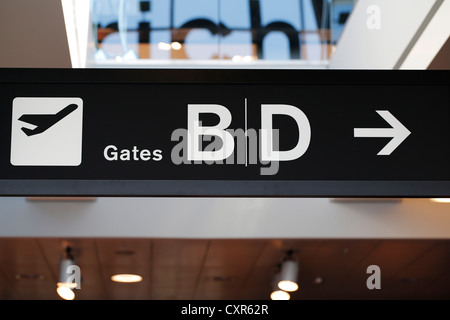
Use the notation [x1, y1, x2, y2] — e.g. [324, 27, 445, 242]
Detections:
[329, 0, 445, 69]
[400, 0, 450, 69]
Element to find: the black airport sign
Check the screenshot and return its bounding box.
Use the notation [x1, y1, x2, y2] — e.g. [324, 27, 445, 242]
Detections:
[0, 68, 449, 197]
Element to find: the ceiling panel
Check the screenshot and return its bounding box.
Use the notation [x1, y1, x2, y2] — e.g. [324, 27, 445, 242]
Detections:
[195, 265, 247, 299]
[3, 263, 56, 300]
[355, 240, 438, 278]
[0, 269, 15, 299]
[153, 239, 208, 267]
[152, 265, 200, 288]
[204, 240, 266, 269]
[94, 239, 152, 267]
[0, 239, 56, 299]
[0, 237, 449, 300]
[391, 241, 450, 298]
[298, 240, 381, 295]
[0, 239, 47, 265]
[73, 263, 107, 300]
[425, 272, 450, 299]
[151, 286, 196, 300]
[400, 241, 450, 279]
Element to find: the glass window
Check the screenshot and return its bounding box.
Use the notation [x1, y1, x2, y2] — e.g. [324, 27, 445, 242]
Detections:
[82, 0, 356, 67]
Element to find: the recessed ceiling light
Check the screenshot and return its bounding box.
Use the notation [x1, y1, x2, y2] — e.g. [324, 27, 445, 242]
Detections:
[111, 274, 143, 283]
[58, 247, 79, 289]
[431, 198, 450, 203]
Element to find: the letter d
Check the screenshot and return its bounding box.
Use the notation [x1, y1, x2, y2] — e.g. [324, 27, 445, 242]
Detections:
[261, 104, 311, 162]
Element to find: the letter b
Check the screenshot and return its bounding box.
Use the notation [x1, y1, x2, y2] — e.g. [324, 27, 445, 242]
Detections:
[187, 104, 234, 161]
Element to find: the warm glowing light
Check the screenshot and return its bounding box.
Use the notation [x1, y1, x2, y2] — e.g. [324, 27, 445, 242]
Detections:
[158, 42, 172, 50]
[57, 281, 77, 289]
[57, 286, 75, 300]
[111, 274, 143, 283]
[278, 280, 299, 292]
[270, 290, 290, 300]
[431, 198, 450, 203]
[171, 42, 182, 50]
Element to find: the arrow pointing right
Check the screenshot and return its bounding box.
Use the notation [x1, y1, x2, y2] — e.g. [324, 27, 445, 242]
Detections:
[354, 110, 411, 155]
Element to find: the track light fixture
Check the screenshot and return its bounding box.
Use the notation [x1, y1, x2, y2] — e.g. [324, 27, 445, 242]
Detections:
[278, 250, 299, 292]
[56, 246, 78, 300]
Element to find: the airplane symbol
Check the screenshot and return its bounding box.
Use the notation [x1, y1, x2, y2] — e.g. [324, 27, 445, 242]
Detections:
[18, 104, 78, 136]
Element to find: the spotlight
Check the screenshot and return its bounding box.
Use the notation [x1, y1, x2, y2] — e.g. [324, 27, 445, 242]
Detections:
[278, 251, 299, 292]
[270, 273, 290, 300]
[57, 246, 78, 300]
[270, 289, 290, 300]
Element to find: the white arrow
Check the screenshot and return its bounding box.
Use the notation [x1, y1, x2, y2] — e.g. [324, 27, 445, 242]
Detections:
[354, 110, 411, 155]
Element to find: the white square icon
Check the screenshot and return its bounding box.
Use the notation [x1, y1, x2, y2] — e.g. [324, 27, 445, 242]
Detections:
[10, 97, 83, 166]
